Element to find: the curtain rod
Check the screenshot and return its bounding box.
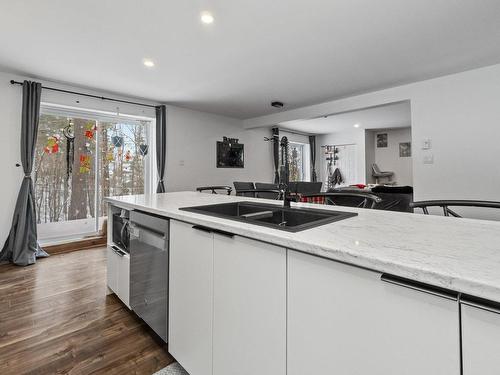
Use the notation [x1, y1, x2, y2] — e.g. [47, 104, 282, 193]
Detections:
[278, 128, 314, 137]
[10, 80, 157, 109]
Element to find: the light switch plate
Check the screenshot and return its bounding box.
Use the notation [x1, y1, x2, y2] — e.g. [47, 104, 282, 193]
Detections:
[423, 154, 434, 164]
[422, 139, 432, 150]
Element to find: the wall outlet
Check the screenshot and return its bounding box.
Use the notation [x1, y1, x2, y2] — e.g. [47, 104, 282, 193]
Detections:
[422, 139, 432, 150]
[179, 160, 185, 166]
[423, 154, 434, 164]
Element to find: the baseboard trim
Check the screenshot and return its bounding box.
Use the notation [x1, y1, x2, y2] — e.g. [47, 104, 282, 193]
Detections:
[43, 236, 106, 255]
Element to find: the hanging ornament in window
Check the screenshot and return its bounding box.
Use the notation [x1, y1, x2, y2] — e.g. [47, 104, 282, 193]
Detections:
[44, 134, 61, 154]
[84, 122, 96, 140]
[105, 147, 114, 162]
[139, 144, 149, 156]
[124, 150, 133, 162]
[111, 135, 124, 148]
[63, 119, 75, 179]
[79, 154, 92, 174]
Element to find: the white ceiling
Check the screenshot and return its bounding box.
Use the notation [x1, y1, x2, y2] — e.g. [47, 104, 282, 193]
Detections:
[280, 101, 411, 135]
[1, 1, 499, 119]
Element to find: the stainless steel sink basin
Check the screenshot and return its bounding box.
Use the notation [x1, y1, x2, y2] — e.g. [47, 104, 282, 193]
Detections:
[180, 201, 357, 232]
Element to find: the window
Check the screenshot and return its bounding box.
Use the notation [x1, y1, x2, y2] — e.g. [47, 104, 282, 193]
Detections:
[34, 104, 154, 241]
[287, 142, 310, 182]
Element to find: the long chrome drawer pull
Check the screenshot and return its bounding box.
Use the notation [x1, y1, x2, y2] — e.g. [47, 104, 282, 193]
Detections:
[460, 299, 500, 315]
[381, 274, 458, 301]
[212, 229, 234, 239]
[192, 225, 213, 233]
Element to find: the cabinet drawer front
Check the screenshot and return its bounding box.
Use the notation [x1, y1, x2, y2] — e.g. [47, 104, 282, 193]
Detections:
[106, 247, 118, 293]
[462, 303, 500, 375]
[287, 250, 460, 375]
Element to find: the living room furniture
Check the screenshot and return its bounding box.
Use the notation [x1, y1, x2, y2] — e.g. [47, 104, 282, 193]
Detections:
[196, 186, 233, 195]
[410, 200, 500, 217]
[372, 163, 394, 184]
[233, 181, 256, 197]
[329, 185, 414, 212]
[288, 182, 323, 195]
[301, 192, 382, 209]
[255, 183, 280, 199]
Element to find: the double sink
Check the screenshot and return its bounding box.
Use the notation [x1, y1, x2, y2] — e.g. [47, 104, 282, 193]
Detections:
[180, 201, 357, 232]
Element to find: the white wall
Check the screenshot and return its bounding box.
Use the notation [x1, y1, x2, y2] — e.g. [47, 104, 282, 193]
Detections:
[166, 106, 273, 191]
[245, 63, 500, 218]
[368, 128, 413, 186]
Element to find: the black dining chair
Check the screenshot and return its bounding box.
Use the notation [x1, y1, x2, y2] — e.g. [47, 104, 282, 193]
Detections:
[233, 181, 256, 197]
[196, 186, 233, 195]
[410, 200, 500, 217]
[255, 183, 281, 200]
[301, 192, 382, 209]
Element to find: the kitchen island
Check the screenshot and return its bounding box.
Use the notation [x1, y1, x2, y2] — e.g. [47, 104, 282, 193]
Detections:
[106, 191, 500, 375]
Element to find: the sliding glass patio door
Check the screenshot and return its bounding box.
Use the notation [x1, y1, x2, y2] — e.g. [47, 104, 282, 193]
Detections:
[34, 105, 154, 242]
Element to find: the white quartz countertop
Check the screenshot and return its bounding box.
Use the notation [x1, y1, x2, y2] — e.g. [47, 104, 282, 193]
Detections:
[106, 191, 500, 302]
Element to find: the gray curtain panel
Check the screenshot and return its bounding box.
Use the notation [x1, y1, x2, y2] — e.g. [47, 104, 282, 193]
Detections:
[272, 127, 280, 184]
[309, 135, 318, 182]
[155, 105, 167, 193]
[1, 81, 48, 266]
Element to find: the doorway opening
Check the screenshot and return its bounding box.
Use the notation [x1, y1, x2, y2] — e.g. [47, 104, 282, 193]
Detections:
[278, 101, 412, 190]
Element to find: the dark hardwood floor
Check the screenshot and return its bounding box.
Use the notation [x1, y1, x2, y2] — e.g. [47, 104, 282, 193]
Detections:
[0, 247, 174, 374]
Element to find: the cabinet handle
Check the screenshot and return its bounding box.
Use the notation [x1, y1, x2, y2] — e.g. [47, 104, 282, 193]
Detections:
[461, 298, 500, 315]
[191, 225, 234, 238]
[192, 225, 213, 234]
[111, 245, 125, 257]
[381, 274, 458, 301]
[212, 229, 234, 239]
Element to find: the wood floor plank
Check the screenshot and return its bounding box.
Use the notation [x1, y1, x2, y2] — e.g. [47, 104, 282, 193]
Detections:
[0, 247, 173, 374]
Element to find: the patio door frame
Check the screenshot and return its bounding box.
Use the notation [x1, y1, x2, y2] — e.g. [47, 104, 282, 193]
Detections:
[38, 102, 156, 242]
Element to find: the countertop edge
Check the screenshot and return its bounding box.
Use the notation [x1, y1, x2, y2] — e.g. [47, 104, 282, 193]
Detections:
[105, 197, 500, 304]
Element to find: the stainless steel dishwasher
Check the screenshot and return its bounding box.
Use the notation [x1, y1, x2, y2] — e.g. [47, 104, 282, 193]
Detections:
[129, 210, 169, 342]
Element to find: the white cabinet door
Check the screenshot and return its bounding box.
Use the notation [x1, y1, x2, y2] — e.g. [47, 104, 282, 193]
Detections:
[107, 247, 131, 308]
[213, 234, 286, 375]
[116, 252, 130, 309]
[106, 246, 118, 292]
[169, 220, 214, 375]
[287, 250, 460, 375]
[462, 302, 500, 375]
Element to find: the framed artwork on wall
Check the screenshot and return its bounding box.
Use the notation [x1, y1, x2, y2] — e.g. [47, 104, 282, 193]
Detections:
[399, 142, 412, 157]
[217, 137, 244, 168]
[377, 133, 388, 148]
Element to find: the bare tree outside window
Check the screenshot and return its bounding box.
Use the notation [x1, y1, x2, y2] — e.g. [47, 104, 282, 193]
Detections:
[34, 111, 151, 239]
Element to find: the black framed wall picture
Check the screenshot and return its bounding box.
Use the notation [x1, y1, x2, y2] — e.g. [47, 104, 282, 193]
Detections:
[217, 137, 244, 168]
[377, 133, 388, 148]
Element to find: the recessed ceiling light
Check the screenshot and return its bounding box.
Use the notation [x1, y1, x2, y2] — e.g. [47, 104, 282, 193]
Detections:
[353, 123, 360, 128]
[143, 59, 155, 68]
[201, 11, 214, 24]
